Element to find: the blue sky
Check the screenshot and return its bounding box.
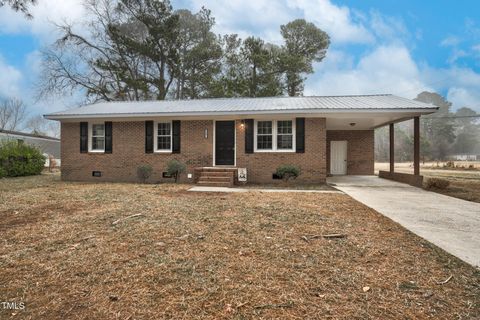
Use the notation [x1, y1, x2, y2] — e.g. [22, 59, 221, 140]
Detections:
[0, 0, 479, 117]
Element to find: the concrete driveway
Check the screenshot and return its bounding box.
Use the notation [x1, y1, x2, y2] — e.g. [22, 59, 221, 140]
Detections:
[328, 175, 480, 267]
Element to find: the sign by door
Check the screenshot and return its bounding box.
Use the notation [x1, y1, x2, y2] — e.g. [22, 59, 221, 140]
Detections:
[238, 168, 247, 182]
[330, 141, 348, 175]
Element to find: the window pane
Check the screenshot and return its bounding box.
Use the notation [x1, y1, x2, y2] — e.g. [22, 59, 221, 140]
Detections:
[92, 124, 105, 136]
[157, 136, 171, 150]
[277, 120, 292, 134]
[277, 135, 292, 149]
[92, 137, 105, 150]
[257, 121, 272, 135]
[257, 135, 272, 150]
[158, 122, 171, 136]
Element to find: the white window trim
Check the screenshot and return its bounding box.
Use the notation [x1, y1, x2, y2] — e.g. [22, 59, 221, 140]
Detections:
[254, 119, 296, 153]
[88, 122, 105, 153]
[154, 120, 173, 153]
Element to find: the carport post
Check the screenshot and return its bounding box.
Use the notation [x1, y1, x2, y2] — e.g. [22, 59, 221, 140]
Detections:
[414, 116, 420, 175]
[389, 123, 394, 173]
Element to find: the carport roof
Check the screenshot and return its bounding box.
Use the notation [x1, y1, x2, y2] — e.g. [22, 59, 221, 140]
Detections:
[44, 94, 438, 121]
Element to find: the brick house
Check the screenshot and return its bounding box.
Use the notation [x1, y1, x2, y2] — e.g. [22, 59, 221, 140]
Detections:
[44, 95, 437, 186]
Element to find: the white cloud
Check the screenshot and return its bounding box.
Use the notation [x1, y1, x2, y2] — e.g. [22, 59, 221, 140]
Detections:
[305, 44, 430, 98]
[441, 35, 461, 47]
[0, 55, 22, 99]
[286, 0, 374, 43]
[0, 0, 85, 42]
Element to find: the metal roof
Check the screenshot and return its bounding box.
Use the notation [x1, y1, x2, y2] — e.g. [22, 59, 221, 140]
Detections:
[44, 94, 438, 120]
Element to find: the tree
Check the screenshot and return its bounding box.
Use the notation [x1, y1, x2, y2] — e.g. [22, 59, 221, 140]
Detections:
[0, 0, 36, 18]
[25, 115, 60, 138]
[452, 107, 479, 154]
[39, 0, 181, 102]
[415, 91, 456, 160]
[279, 19, 329, 96]
[0, 98, 27, 131]
[174, 8, 222, 99]
[241, 37, 282, 97]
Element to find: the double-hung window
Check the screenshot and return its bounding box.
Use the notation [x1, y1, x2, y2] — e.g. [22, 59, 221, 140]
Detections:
[255, 120, 295, 152]
[90, 123, 105, 152]
[155, 121, 172, 152]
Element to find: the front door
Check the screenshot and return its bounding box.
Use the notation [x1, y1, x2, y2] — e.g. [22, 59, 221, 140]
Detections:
[330, 140, 347, 175]
[215, 121, 235, 165]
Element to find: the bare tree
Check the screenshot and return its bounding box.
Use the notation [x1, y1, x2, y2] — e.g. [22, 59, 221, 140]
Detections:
[0, 0, 36, 18]
[25, 115, 60, 138]
[0, 98, 27, 131]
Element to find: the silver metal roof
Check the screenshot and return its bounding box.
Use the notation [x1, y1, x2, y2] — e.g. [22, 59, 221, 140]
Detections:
[44, 94, 438, 120]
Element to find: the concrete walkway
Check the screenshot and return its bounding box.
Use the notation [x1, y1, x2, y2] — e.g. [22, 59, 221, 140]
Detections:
[188, 186, 342, 193]
[328, 175, 480, 267]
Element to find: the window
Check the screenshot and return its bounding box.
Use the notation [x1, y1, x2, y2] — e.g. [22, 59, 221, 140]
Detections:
[254, 120, 295, 152]
[156, 121, 172, 152]
[90, 123, 105, 152]
[256, 121, 273, 150]
[277, 120, 293, 150]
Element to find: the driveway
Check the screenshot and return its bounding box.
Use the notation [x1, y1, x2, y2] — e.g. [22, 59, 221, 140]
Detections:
[328, 175, 480, 267]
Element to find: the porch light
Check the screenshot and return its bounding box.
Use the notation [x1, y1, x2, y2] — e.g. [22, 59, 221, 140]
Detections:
[204, 128, 208, 139]
[240, 120, 245, 128]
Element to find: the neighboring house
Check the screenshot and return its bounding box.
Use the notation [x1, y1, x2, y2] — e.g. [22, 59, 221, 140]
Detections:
[449, 154, 478, 161]
[0, 129, 61, 167]
[44, 95, 437, 185]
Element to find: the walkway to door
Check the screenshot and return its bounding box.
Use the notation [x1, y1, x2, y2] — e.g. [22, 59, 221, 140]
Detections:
[328, 175, 480, 267]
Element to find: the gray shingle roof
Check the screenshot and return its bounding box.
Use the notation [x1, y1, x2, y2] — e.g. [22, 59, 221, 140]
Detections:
[44, 94, 438, 119]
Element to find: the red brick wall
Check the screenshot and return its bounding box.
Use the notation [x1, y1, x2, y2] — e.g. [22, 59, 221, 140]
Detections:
[236, 118, 327, 183]
[61, 118, 327, 183]
[326, 130, 374, 175]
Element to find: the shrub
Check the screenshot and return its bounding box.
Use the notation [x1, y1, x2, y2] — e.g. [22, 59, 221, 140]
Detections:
[166, 159, 186, 183]
[275, 164, 301, 182]
[425, 178, 450, 190]
[444, 160, 455, 168]
[0, 140, 45, 177]
[137, 164, 153, 183]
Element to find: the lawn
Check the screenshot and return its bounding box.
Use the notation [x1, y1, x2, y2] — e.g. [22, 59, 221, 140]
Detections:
[0, 174, 479, 319]
[376, 162, 480, 203]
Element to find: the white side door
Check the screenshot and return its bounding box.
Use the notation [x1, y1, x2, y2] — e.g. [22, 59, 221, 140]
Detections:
[330, 141, 348, 175]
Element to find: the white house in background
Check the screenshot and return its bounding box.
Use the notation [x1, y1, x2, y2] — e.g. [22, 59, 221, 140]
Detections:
[450, 154, 479, 161]
[0, 129, 61, 167]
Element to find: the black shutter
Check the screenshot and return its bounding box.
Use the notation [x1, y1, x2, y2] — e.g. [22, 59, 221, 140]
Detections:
[172, 120, 181, 153]
[296, 118, 305, 153]
[145, 121, 153, 153]
[105, 121, 112, 153]
[80, 122, 88, 153]
[245, 119, 254, 154]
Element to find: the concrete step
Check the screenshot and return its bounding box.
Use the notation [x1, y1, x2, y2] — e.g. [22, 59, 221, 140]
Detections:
[197, 181, 232, 187]
[198, 176, 232, 183]
[199, 171, 234, 177]
[196, 167, 237, 172]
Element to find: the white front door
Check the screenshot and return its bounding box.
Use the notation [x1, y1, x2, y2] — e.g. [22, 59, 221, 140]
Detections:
[330, 141, 348, 175]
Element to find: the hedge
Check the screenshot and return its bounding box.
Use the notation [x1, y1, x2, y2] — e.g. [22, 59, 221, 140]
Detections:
[0, 140, 46, 178]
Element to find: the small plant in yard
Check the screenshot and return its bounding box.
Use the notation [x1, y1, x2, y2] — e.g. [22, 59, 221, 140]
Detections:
[0, 140, 45, 178]
[166, 159, 186, 183]
[275, 164, 301, 182]
[425, 177, 450, 189]
[137, 164, 153, 183]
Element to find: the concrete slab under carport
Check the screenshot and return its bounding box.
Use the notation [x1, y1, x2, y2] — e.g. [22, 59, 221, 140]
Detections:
[328, 175, 480, 267]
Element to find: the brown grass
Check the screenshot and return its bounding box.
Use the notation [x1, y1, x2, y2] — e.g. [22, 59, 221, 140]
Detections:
[0, 174, 479, 319]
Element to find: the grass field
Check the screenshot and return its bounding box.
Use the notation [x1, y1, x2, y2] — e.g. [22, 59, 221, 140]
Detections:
[0, 174, 478, 319]
[376, 162, 480, 203]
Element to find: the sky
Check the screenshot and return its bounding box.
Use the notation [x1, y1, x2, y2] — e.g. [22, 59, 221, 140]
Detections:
[0, 0, 480, 119]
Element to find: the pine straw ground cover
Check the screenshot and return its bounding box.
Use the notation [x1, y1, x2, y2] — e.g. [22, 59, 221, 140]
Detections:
[0, 175, 479, 320]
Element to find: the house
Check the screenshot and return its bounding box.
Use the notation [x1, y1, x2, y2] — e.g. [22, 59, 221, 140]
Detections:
[449, 154, 478, 161]
[0, 129, 61, 167]
[44, 95, 438, 186]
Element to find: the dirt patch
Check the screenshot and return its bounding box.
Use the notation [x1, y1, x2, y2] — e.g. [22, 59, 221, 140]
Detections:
[0, 174, 478, 319]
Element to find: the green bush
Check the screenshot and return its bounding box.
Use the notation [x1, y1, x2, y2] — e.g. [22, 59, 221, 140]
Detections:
[275, 164, 301, 182]
[137, 164, 153, 183]
[166, 159, 186, 183]
[0, 140, 45, 177]
[425, 178, 450, 189]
